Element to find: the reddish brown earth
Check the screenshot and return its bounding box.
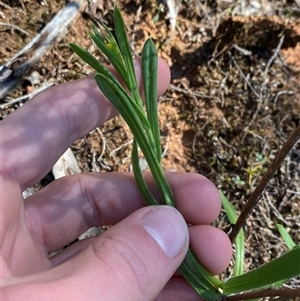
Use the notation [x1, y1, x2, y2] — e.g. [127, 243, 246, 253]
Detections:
[1, 0, 299, 290]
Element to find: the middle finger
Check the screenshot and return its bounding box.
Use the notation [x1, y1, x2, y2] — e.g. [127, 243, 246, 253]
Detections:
[25, 172, 221, 254]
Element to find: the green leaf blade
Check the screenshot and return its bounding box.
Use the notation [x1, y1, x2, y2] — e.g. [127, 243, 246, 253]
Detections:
[142, 38, 161, 162]
[69, 43, 109, 75]
[95, 73, 173, 208]
[94, 73, 146, 132]
[277, 224, 297, 250]
[179, 249, 223, 301]
[131, 139, 159, 206]
[224, 246, 300, 295]
[88, 26, 128, 86]
[114, 6, 141, 105]
[219, 190, 245, 276]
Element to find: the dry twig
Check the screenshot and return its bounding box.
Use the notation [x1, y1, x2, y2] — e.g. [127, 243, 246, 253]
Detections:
[0, 1, 12, 10]
[259, 34, 285, 104]
[227, 51, 259, 98]
[0, 22, 29, 36]
[242, 34, 285, 142]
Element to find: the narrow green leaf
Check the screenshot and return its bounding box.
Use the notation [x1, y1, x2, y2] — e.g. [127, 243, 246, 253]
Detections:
[142, 39, 161, 162]
[70, 43, 148, 130]
[88, 26, 128, 87]
[219, 190, 237, 223]
[277, 224, 297, 250]
[179, 249, 223, 300]
[69, 43, 109, 75]
[94, 73, 148, 135]
[95, 74, 174, 208]
[114, 6, 142, 105]
[219, 190, 245, 276]
[273, 224, 298, 288]
[131, 139, 159, 205]
[224, 246, 300, 295]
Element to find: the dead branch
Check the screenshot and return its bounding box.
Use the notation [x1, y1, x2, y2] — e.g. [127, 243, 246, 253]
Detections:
[228, 51, 259, 98]
[0, 0, 87, 99]
[259, 34, 285, 104]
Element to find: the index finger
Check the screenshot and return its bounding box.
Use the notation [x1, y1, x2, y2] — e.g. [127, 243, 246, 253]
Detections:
[0, 58, 171, 190]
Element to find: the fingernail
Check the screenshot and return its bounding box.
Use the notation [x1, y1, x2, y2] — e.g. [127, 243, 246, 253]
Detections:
[142, 206, 189, 259]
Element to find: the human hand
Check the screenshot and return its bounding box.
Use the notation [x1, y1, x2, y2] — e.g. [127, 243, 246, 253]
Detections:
[0, 58, 232, 301]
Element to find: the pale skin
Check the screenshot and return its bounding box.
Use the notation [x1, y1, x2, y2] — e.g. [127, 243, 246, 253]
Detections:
[0, 58, 232, 300]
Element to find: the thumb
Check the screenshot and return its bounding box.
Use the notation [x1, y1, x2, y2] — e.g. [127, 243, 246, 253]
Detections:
[2, 206, 189, 301]
[49, 205, 188, 301]
[87, 205, 190, 301]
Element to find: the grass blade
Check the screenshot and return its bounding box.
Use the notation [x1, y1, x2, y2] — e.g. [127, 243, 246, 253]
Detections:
[94, 74, 148, 138]
[179, 249, 223, 300]
[276, 224, 297, 250]
[142, 38, 161, 162]
[114, 6, 141, 105]
[70, 43, 110, 75]
[88, 25, 128, 86]
[132, 139, 159, 205]
[224, 246, 300, 294]
[219, 190, 245, 276]
[95, 73, 173, 207]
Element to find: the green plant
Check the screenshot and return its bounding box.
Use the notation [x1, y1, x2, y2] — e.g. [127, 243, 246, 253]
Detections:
[244, 154, 267, 187]
[220, 191, 299, 298]
[70, 6, 300, 300]
[220, 190, 245, 277]
[277, 224, 297, 250]
[70, 7, 222, 301]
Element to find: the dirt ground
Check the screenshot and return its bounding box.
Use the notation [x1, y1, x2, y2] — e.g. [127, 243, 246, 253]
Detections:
[1, 0, 299, 293]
